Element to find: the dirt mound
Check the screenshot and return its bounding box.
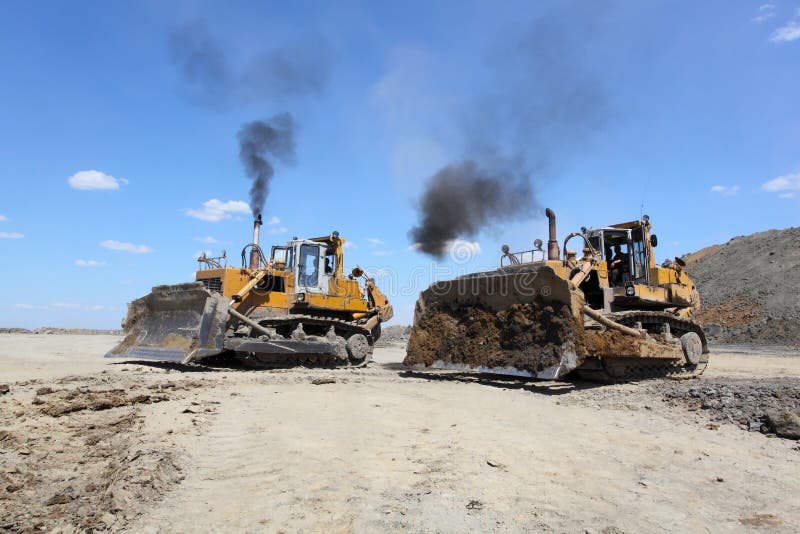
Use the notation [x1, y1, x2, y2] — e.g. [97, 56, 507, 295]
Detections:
[682, 226, 800, 345]
[405, 302, 588, 373]
[374, 325, 412, 347]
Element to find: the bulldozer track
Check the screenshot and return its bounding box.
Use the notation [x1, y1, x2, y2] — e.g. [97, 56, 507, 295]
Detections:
[229, 313, 377, 369]
[576, 310, 709, 383]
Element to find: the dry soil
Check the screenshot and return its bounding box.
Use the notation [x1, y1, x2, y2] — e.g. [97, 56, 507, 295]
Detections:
[1, 334, 799, 533]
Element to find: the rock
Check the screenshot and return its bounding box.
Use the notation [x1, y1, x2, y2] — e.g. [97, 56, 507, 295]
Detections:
[311, 378, 336, 385]
[0, 384, 9, 395]
[466, 500, 483, 510]
[486, 459, 504, 468]
[36, 387, 54, 395]
[766, 411, 800, 440]
[748, 421, 763, 432]
[46, 487, 76, 505]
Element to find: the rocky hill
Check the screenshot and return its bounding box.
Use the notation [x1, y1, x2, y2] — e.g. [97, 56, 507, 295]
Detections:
[683, 227, 800, 346]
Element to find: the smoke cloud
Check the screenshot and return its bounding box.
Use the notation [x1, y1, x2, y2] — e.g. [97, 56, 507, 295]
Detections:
[168, 21, 332, 107]
[410, 4, 610, 257]
[237, 114, 296, 218]
[410, 161, 534, 256]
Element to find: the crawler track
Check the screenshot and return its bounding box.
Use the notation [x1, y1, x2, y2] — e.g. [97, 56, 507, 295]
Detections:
[575, 311, 709, 383]
[229, 312, 378, 369]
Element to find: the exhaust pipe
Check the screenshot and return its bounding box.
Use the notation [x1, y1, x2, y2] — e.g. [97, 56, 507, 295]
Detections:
[248, 214, 263, 269]
[545, 208, 560, 261]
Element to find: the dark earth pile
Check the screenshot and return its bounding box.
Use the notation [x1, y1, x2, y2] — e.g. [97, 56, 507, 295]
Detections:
[682, 227, 800, 346]
[658, 377, 800, 439]
[374, 325, 413, 348]
[405, 302, 586, 373]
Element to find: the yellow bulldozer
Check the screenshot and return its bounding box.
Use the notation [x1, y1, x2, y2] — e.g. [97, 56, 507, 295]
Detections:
[107, 216, 393, 367]
[405, 208, 708, 382]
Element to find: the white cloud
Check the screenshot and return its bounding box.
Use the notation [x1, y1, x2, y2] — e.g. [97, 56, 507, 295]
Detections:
[0, 232, 24, 239]
[366, 237, 385, 246]
[75, 259, 107, 267]
[100, 240, 153, 254]
[0, 214, 7, 221]
[185, 199, 250, 222]
[778, 192, 797, 199]
[85, 304, 113, 311]
[752, 4, 775, 23]
[51, 302, 81, 309]
[771, 21, 800, 43]
[407, 243, 422, 251]
[15, 303, 34, 309]
[710, 185, 740, 196]
[761, 172, 800, 192]
[268, 226, 289, 235]
[267, 216, 281, 225]
[68, 170, 128, 191]
[448, 239, 482, 262]
[342, 241, 357, 250]
[195, 236, 219, 244]
[372, 250, 392, 256]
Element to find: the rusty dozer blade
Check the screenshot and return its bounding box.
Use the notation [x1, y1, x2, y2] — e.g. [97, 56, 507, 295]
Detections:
[105, 283, 229, 364]
[404, 265, 589, 380]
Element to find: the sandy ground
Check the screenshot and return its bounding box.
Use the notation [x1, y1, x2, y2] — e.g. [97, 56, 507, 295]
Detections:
[1, 334, 799, 533]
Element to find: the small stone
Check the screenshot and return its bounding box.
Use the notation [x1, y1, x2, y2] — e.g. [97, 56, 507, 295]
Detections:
[487, 459, 504, 468]
[311, 378, 336, 385]
[0, 384, 9, 395]
[716, 477, 724, 483]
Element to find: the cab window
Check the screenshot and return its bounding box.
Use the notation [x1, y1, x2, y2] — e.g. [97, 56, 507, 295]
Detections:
[298, 245, 320, 286]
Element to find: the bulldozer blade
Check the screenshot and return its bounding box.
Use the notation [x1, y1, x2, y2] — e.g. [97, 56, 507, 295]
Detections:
[405, 265, 588, 378]
[105, 283, 229, 364]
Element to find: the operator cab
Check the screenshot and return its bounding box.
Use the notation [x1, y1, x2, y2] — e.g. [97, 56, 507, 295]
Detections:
[273, 232, 344, 295]
[585, 219, 655, 287]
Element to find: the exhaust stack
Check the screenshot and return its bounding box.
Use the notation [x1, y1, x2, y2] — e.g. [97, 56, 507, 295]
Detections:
[249, 214, 263, 270]
[545, 208, 560, 261]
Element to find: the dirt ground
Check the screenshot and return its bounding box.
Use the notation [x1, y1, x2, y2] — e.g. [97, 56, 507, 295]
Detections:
[1, 334, 799, 533]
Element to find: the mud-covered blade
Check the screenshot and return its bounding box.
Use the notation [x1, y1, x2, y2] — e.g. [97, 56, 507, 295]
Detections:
[405, 265, 588, 379]
[105, 283, 229, 364]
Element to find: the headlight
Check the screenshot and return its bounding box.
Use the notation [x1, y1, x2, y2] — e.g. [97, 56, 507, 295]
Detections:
[625, 286, 635, 297]
[297, 292, 305, 302]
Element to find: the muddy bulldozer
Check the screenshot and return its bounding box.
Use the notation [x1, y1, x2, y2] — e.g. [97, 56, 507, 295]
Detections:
[405, 209, 708, 381]
[107, 216, 393, 367]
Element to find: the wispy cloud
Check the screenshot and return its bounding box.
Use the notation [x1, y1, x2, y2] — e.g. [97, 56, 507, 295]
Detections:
[761, 172, 800, 198]
[342, 241, 357, 250]
[372, 250, 392, 256]
[366, 237, 385, 246]
[267, 215, 281, 225]
[771, 21, 800, 42]
[752, 4, 775, 24]
[194, 236, 219, 244]
[770, 8, 800, 43]
[185, 199, 250, 222]
[75, 259, 107, 267]
[710, 184, 740, 196]
[0, 232, 24, 239]
[0, 214, 7, 222]
[267, 226, 289, 235]
[68, 170, 128, 191]
[100, 240, 153, 254]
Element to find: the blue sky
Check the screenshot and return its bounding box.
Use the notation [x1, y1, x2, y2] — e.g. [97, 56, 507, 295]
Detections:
[1, 1, 798, 329]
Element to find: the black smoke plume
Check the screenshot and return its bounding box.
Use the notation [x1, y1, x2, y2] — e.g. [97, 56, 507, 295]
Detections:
[168, 21, 332, 107]
[237, 114, 296, 218]
[411, 161, 534, 256]
[410, 4, 610, 257]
